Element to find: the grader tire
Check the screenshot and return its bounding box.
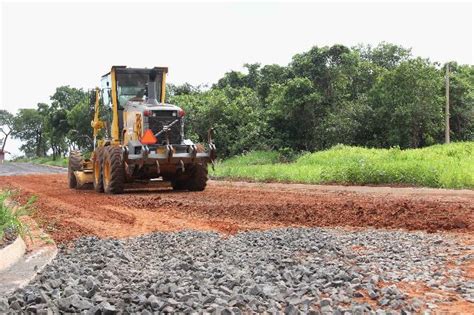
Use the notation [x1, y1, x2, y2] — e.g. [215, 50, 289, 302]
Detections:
[186, 163, 208, 191]
[93, 147, 105, 193]
[102, 146, 125, 194]
[171, 179, 187, 191]
[68, 150, 83, 189]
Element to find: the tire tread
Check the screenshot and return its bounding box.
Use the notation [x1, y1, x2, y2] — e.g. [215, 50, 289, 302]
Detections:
[68, 150, 83, 189]
[186, 164, 208, 191]
[103, 146, 125, 194]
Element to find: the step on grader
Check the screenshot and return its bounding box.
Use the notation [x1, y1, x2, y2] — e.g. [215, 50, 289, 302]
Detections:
[68, 66, 216, 194]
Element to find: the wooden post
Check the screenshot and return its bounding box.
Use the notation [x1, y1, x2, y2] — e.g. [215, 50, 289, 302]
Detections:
[445, 63, 450, 144]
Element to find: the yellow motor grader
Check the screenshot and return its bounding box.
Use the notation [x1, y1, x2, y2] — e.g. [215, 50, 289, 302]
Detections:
[68, 66, 216, 194]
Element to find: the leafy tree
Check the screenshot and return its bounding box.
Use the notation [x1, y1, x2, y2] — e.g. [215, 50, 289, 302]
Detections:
[47, 86, 89, 157]
[215, 71, 247, 89]
[356, 42, 412, 69]
[290, 46, 331, 94]
[368, 58, 443, 148]
[447, 63, 474, 141]
[290, 45, 361, 103]
[50, 86, 88, 111]
[242, 63, 261, 89]
[44, 107, 69, 158]
[267, 77, 323, 151]
[320, 98, 371, 147]
[12, 107, 48, 157]
[171, 87, 270, 157]
[167, 83, 201, 97]
[67, 97, 94, 151]
[256, 64, 291, 101]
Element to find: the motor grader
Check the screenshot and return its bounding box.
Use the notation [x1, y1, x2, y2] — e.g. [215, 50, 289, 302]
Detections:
[68, 66, 216, 194]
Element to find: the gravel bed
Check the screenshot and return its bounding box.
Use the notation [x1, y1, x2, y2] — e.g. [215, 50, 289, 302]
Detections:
[1, 228, 472, 314]
[0, 227, 18, 249]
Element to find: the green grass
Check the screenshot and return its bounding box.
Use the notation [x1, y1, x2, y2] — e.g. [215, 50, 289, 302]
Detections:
[211, 142, 474, 189]
[0, 191, 36, 240]
[13, 156, 68, 168]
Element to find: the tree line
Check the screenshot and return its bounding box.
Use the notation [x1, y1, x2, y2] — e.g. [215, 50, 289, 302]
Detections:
[0, 42, 473, 160]
[0, 86, 92, 159]
[169, 43, 473, 157]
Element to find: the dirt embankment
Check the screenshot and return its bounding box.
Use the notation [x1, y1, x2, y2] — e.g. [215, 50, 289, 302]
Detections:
[0, 174, 472, 244]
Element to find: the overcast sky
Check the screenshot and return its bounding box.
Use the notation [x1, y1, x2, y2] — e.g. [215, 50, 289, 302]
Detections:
[1, 1, 473, 156]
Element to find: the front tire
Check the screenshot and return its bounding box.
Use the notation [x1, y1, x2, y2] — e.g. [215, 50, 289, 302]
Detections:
[102, 146, 125, 194]
[68, 150, 83, 189]
[186, 163, 208, 191]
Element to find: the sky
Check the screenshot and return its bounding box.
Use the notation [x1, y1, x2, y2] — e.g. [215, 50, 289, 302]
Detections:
[1, 0, 473, 156]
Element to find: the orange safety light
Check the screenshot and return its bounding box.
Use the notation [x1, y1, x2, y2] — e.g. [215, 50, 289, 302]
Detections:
[140, 129, 157, 145]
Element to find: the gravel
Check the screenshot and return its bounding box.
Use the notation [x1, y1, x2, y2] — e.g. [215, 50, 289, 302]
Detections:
[2, 228, 473, 313]
[0, 226, 18, 249]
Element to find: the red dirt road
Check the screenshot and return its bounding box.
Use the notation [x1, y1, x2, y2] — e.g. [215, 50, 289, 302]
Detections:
[1, 174, 473, 243]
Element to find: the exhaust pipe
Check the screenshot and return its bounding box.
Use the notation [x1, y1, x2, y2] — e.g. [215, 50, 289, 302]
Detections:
[147, 70, 158, 106]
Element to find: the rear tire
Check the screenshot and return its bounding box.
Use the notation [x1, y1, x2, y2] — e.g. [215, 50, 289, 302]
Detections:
[186, 163, 208, 191]
[93, 147, 105, 193]
[102, 146, 125, 194]
[68, 150, 83, 189]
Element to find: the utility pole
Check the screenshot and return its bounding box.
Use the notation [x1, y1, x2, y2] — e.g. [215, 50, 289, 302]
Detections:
[445, 63, 450, 144]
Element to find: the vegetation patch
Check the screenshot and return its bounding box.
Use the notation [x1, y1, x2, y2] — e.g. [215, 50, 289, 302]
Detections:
[13, 156, 68, 168]
[0, 191, 36, 248]
[212, 142, 474, 189]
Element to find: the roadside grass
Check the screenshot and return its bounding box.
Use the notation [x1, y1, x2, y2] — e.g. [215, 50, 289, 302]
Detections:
[211, 142, 474, 189]
[13, 156, 68, 168]
[0, 191, 36, 241]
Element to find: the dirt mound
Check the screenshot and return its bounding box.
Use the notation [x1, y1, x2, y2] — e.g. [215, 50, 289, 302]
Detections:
[1, 174, 472, 243]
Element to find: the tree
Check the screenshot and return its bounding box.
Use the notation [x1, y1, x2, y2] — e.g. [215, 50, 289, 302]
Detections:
[171, 87, 270, 157]
[368, 58, 443, 148]
[256, 64, 291, 101]
[290, 45, 363, 104]
[267, 77, 323, 151]
[0, 109, 14, 153]
[215, 71, 247, 89]
[242, 63, 261, 90]
[447, 63, 474, 141]
[50, 86, 88, 111]
[44, 107, 69, 158]
[13, 107, 48, 157]
[290, 46, 331, 95]
[320, 98, 371, 147]
[47, 86, 89, 157]
[167, 83, 201, 98]
[67, 97, 94, 151]
[356, 42, 412, 69]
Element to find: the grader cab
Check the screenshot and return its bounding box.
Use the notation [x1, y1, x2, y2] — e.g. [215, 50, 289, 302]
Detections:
[68, 66, 216, 194]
